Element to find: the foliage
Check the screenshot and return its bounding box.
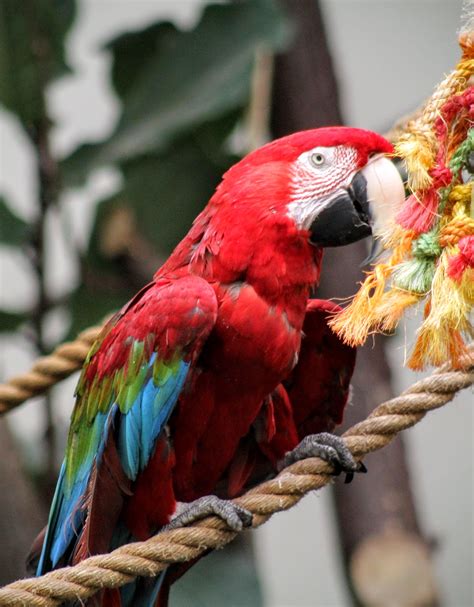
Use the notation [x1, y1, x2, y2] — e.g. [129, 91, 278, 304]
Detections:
[0, 0, 76, 335]
[0, 195, 30, 333]
[0, 0, 75, 128]
[0, 196, 29, 246]
[62, 1, 288, 183]
[0, 309, 29, 332]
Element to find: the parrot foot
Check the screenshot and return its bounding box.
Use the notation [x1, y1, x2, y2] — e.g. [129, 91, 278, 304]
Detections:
[277, 432, 367, 484]
[165, 496, 253, 532]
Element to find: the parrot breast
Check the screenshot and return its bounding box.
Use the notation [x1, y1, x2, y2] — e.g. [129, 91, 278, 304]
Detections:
[170, 274, 313, 501]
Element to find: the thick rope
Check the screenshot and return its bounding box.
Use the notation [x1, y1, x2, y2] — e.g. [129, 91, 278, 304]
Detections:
[0, 346, 472, 606]
[0, 31, 471, 605]
[0, 325, 102, 414]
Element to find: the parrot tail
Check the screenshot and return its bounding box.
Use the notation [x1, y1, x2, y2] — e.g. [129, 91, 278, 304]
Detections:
[106, 571, 167, 607]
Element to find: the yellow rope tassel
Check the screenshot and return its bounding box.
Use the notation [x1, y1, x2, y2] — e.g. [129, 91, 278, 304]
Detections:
[329, 231, 417, 344]
[332, 31, 474, 369]
[396, 132, 436, 191]
[373, 289, 423, 334]
[408, 255, 473, 369]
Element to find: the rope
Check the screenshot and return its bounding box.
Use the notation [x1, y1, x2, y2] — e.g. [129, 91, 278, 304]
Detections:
[0, 346, 472, 606]
[0, 325, 102, 414]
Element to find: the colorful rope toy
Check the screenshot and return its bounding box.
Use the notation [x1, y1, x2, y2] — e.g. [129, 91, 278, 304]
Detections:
[331, 31, 474, 369]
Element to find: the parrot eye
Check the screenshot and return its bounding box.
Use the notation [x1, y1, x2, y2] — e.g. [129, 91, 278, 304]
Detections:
[310, 152, 326, 167]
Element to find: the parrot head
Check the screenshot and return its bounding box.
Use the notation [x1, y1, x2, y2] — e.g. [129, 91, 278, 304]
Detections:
[165, 127, 405, 289]
[218, 126, 404, 249]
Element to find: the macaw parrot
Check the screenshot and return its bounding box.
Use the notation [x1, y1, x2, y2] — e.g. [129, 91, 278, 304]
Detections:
[31, 127, 404, 606]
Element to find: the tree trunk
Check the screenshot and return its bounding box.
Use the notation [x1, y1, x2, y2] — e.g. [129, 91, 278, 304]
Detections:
[0, 419, 46, 583]
[271, 2, 438, 605]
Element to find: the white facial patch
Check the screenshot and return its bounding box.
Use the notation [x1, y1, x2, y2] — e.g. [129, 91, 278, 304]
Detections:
[287, 145, 359, 229]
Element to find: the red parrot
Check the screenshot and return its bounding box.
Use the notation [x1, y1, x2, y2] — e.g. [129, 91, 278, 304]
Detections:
[31, 127, 404, 606]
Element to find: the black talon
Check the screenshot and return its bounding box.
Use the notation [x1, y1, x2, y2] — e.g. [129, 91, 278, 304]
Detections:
[344, 472, 354, 484]
[344, 460, 368, 483]
[344, 462, 367, 485]
[331, 460, 343, 477]
[278, 432, 367, 483]
[164, 495, 253, 533]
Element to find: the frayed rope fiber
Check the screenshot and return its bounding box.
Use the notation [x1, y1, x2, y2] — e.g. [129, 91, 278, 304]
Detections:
[0, 346, 472, 607]
[0, 325, 103, 415]
[331, 31, 474, 369]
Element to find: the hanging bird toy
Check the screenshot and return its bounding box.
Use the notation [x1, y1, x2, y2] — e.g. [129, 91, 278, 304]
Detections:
[331, 30, 474, 369]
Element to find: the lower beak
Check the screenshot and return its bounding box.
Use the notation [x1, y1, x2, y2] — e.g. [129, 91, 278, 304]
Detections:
[309, 156, 405, 247]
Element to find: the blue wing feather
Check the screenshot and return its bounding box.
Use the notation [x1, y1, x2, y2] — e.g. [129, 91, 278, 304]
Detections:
[37, 356, 191, 573]
[118, 355, 190, 479]
[38, 408, 113, 571]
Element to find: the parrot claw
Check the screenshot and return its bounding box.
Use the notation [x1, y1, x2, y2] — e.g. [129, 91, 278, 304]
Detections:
[164, 496, 253, 532]
[277, 432, 367, 483]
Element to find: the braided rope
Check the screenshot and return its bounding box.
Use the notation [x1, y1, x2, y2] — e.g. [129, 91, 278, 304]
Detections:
[0, 30, 472, 607]
[330, 30, 474, 370]
[0, 326, 102, 414]
[0, 346, 472, 606]
[400, 31, 473, 163]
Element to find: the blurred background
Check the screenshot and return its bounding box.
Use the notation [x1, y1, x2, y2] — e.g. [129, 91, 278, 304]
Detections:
[0, 1, 472, 606]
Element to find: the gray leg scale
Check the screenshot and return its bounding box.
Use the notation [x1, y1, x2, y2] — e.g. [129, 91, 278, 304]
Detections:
[277, 432, 367, 483]
[164, 496, 253, 532]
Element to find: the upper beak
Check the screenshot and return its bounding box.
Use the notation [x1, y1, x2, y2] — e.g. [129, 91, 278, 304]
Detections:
[309, 156, 405, 248]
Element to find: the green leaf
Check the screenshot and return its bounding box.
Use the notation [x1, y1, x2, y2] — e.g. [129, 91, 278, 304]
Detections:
[120, 118, 238, 254]
[0, 0, 76, 127]
[108, 21, 178, 101]
[0, 196, 29, 246]
[0, 309, 28, 332]
[62, 0, 289, 185]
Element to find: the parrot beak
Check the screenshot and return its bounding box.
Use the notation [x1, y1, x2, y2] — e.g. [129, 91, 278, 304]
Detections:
[309, 155, 405, 248]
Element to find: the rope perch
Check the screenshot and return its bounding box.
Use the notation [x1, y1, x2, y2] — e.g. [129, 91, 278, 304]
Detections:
[0, 325, 102, 414]
[0, 346, 472, 607]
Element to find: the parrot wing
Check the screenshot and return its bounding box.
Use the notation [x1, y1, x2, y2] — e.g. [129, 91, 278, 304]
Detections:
[36, 275, 218, 574]
[286, 298, 356, 438]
